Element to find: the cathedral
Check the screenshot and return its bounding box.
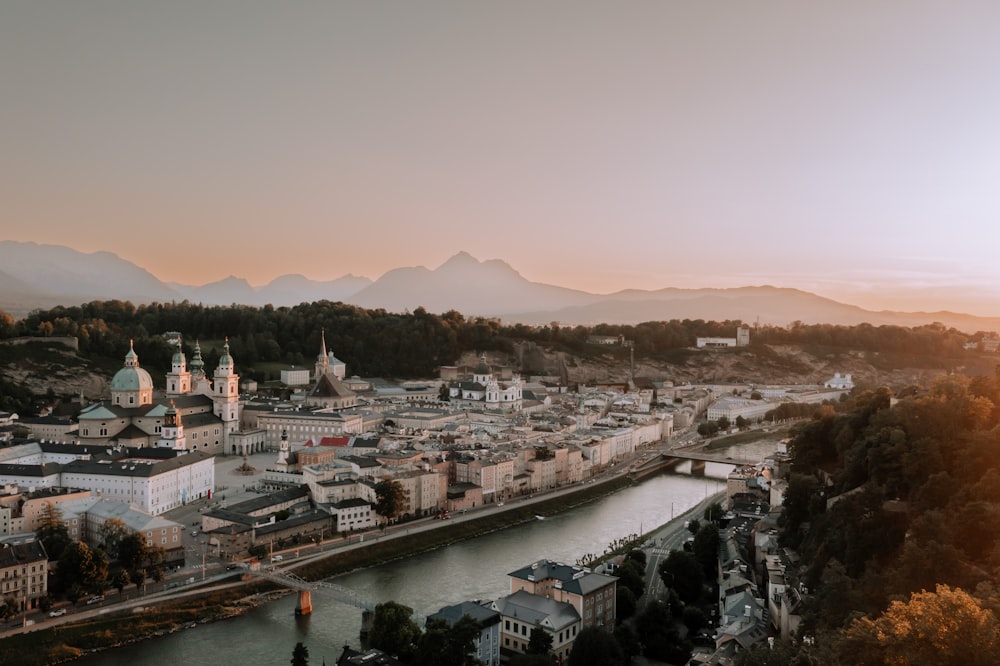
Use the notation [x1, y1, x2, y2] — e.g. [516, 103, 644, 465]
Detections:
[77, 337, 247, 455]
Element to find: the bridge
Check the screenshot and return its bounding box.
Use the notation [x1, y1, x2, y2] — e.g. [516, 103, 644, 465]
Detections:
[629, 448, 749, 478]
[243, 566, 380, 617]
[660, 449, 753, 465]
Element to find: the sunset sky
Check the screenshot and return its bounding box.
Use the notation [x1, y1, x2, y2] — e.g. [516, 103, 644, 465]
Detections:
[3, 2, 1000, 315]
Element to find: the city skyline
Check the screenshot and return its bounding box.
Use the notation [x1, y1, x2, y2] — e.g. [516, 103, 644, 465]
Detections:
[4, 2, 1000, 316]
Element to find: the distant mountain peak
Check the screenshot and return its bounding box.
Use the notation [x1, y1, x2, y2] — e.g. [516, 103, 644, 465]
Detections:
[437, 251, 520, 277]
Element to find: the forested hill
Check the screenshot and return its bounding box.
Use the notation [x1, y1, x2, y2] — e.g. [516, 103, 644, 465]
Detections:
[744, 377, 1000, 664]
[0, 300, 993, 384]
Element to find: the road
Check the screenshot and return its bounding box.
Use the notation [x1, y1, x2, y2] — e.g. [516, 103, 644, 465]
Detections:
[639, 492, 727, 609]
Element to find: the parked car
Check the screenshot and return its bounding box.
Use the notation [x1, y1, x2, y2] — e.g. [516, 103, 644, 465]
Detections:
[85, 595, 104, 605]
[270, 555, 283, 563]
[49, 608, 67, 617]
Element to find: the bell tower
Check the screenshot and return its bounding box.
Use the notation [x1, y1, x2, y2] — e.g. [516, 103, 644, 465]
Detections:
[212, 338, 240, 433]
[165, 337, 192, 396]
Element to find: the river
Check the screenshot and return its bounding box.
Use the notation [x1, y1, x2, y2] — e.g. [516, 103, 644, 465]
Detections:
[79, 440, 778, 665]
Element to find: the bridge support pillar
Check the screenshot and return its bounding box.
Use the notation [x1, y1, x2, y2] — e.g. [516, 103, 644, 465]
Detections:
[690, 460, 706, 477]
[295, 590, 312, 616]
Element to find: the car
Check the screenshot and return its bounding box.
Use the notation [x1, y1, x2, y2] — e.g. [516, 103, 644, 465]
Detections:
[191, 530, 198, 536]
[270, 555, 283, 563]
[49, 608, 67, 617]
[85, 595, 104, 605]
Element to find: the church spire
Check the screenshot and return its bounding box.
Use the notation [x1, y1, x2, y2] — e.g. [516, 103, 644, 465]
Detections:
[315, 329, 330, 379]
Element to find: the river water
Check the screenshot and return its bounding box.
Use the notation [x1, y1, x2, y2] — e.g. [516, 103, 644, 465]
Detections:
[78, 441, 778, 665]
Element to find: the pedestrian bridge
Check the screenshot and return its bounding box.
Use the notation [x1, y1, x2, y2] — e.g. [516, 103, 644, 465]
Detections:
[243, 567, 376, 616]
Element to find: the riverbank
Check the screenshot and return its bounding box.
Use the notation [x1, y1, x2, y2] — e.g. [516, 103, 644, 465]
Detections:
[0, 473, 636, 665]
[0, 585, 292, 666]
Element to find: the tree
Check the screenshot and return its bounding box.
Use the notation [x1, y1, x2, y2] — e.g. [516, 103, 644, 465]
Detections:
[413, 620, 449, 666]
[0, 596, 18, 621]
[526, 626, 553, 655]
[132, 568, 146, 593]
[612, 623, 641, 663]
[55, 541, 108, 593]
[375, 480, 406, 524]
[659, 550, 704, 604]
[117, 532, 148, 572]
[692, 523, 720, 578]
[615, 558, 645, 599]
[717, 416, 731, 431]
[839, 584, 1000, 665]
[682, 606, 708, 634]
[368, 601, 421, 660]
[37, 504, 72, 561]
[291, 642, 309, 666]
[703, 501, 724, 524]
[624, 548, 647, 568]
[635, 601, 690, 663]
[615, 586, 637, 621]
[66, 584, 84, 605]
[686, 519, 701, 535]
[99, 518, 130, 560]
[697, 422, 720, 437]
[567, 626, 625, 666]
[414, 616, 482, 666]
[444, 615, 483, 666]
[117, 532, 165, 576]
[114, 569, 131, 595]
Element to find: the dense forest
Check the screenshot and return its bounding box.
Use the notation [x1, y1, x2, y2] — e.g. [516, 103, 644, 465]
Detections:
[0, 299, 985, 381]
[735, 376, 1000, 664]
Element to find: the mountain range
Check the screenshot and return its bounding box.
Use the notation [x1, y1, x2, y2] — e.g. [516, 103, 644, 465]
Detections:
[1, 241, 998, 332]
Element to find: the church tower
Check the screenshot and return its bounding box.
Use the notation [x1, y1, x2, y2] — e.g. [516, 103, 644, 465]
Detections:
[212, 338, 240, 433]
[275, 429, 290, 472]
[314, 328, 329, 380]
[190, 339, 212, 395]
[165, 337, 192, 396]
[157, 401, 187, 450]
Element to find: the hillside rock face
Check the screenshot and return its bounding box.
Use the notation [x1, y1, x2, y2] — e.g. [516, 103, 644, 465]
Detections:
[3, 350, 109, 401]
[461, 344, 953, 390]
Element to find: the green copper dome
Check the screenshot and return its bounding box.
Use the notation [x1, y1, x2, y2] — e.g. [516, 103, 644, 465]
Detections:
[111, 340, 154, 392]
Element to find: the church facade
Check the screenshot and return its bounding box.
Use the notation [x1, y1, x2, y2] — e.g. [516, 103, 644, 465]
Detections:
[448, 355, 523, 412]
[77, 338, 260, 456]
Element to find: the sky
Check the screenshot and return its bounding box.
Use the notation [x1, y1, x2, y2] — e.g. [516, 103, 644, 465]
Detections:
[3, 1, 1000, 316]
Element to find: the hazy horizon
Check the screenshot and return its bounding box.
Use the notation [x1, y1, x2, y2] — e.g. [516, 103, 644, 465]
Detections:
[4, 2, 1000, 316]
